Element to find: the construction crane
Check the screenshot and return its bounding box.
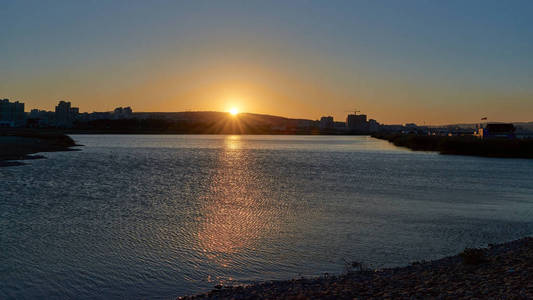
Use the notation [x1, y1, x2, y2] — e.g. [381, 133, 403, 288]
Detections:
[345, 109, 360, 115]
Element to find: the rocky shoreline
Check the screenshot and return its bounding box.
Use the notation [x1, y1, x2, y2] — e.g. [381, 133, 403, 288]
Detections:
[0, 129, 77, 167]
[182, 237, 533, 299]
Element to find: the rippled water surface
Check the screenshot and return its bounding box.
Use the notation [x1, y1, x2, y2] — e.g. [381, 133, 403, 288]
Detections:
[1, 135, 533, 299]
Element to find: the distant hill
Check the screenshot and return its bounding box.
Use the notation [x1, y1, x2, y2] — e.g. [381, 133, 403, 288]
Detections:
[134, 111, 313, 121]
[72, 111, 320, 134]
[132, 111, 317, 129]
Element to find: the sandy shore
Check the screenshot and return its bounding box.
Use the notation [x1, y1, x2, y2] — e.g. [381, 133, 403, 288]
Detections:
[182, 237, 533, 299]
[0, 129, 77, 166]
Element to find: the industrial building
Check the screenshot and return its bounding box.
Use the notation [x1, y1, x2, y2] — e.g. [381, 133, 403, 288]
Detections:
[475, 123, 516, 139]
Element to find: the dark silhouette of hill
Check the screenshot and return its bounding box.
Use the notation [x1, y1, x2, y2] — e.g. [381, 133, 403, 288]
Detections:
[70, 111, 321, 134]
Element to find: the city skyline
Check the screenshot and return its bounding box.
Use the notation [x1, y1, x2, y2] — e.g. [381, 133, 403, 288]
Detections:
[2, 1, 533, 124]
[5, 97, 532, 127]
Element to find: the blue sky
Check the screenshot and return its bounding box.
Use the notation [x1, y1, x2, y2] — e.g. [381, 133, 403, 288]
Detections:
[1, 0, 532, 124]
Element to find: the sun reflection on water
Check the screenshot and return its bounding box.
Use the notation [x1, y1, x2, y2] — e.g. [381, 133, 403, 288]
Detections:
[195, 135, 276, 271]
[225, 135, 241, 150]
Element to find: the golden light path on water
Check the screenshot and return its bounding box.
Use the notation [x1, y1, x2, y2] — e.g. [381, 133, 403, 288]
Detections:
[195, 135, 280, 283]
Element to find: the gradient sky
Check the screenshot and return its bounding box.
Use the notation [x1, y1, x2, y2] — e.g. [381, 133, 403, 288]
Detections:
[2, 0, 532, 124]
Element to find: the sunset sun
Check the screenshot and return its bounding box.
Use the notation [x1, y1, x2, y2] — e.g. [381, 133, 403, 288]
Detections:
[229, 108, 239, 116]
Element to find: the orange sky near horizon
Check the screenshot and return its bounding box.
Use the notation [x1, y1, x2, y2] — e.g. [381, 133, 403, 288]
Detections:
[13, 59, 533, 126]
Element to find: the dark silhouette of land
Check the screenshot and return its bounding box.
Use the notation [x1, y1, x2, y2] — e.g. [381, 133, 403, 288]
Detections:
[0, 129, 77, 166]
[70, 112, 316, 134]
[63, 112, 373, 135]
[372, 132, 533, 158]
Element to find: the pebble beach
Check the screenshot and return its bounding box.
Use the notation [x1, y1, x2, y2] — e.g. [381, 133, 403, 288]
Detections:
[182, 237, 533, 299]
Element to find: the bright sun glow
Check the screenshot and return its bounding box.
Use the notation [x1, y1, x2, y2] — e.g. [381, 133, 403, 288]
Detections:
[229, 108, 239, 115]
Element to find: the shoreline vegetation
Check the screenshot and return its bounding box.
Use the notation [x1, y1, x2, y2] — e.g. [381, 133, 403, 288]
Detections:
[0, 129, 77, 167]
[182, 237, 533, 299]
[372, 132, 533, 159]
